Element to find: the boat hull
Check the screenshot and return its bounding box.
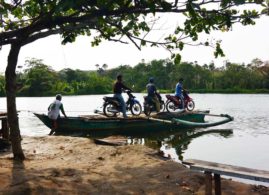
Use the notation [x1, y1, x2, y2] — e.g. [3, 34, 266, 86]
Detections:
[34, 112, 207, 136]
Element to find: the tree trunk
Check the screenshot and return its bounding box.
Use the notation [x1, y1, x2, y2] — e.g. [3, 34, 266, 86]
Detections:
[5, 42, 25, 160]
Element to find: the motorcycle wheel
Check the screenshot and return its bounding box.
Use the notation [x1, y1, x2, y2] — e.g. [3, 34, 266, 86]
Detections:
[103, 103, 117, 117]
[186, 100, 195, 111]
[166, 100, 178, 113]
[144, 104, 151, 116]
[131, 102, 142, 116]
[160, 101, 166, 112]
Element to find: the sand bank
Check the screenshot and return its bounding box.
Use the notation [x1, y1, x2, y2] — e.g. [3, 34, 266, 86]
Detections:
[0, 136, 268, 194]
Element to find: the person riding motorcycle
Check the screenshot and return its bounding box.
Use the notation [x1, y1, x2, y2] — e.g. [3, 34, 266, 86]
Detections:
[175, 78, 185, 109]
[113, 74, 132, 118]
[146, 77, 160, 112]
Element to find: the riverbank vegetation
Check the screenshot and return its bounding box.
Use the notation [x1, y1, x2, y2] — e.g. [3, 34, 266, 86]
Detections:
[0, 58, 268, 96]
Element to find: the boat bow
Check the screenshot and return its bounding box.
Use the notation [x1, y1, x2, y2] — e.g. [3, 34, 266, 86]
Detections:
[172, 114, 233, 128]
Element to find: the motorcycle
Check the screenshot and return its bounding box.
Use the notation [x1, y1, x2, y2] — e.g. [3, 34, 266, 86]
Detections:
[165, 90, 195, 112]
[143, 92, 165, 116]
[103, 90, 142, 117]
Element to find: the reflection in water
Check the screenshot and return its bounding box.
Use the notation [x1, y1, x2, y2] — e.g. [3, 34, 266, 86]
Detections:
[130, 129, 233, 162]
[84, 126, 233, 161]
[157, 129, 233, 161]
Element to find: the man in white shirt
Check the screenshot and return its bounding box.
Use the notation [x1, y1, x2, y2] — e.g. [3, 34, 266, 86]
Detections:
[48, 94, 67, 135]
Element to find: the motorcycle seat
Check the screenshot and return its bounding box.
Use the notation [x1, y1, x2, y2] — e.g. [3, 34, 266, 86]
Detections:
[166, 94, 177, 100]
[103, 96, 120, 101]
[165, 94, 173, 98]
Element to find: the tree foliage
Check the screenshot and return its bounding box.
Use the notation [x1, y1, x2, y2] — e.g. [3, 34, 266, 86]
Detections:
[1, 0, 267, 61]
[1, 58, 268, 96]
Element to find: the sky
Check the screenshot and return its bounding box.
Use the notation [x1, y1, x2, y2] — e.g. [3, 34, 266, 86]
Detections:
[0, 15, 269, 73]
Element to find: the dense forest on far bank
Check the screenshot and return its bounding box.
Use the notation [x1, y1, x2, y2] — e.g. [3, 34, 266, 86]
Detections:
[0, 58, 269, 97]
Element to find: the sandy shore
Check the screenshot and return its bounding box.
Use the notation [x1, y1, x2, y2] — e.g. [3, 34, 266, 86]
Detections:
[0, 136, 268, 195]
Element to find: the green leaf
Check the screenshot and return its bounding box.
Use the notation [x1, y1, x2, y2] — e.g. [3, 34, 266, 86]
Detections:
[214, 43, 225, 58]
[178, 42, 184, 50]
[174, 54, 182, 64]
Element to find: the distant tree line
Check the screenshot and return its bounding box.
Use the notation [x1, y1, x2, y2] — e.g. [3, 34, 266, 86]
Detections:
[0, 58, 268, 97]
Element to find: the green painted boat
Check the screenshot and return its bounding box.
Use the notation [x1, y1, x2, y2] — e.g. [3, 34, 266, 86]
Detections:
[33, 111, 210, 135]
[172, 114, 233, 128]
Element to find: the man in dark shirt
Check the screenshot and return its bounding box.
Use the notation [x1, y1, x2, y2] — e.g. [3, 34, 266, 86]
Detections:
[146, 77, 160, 112]
[113, 74, 132, 118]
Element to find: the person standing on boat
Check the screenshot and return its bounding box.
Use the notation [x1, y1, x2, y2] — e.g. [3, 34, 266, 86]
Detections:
[146, 77, 160, 112]
[175, 78, 185, 109]
[113, 74, 132, 118]
[48, 94, 67, 135]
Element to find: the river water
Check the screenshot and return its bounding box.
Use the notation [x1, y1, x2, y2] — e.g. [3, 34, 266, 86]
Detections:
[1, 93, 269, 183]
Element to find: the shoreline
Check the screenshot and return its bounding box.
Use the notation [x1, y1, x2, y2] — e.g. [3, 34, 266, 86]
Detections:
[1, 90, 269, 98]
[0, 136, 268, 194]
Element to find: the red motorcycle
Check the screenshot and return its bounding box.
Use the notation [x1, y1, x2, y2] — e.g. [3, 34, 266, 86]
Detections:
[165, 90, 195, 112]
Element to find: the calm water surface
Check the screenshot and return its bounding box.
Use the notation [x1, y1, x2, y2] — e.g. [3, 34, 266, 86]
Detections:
[1, 94, 269, 182]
